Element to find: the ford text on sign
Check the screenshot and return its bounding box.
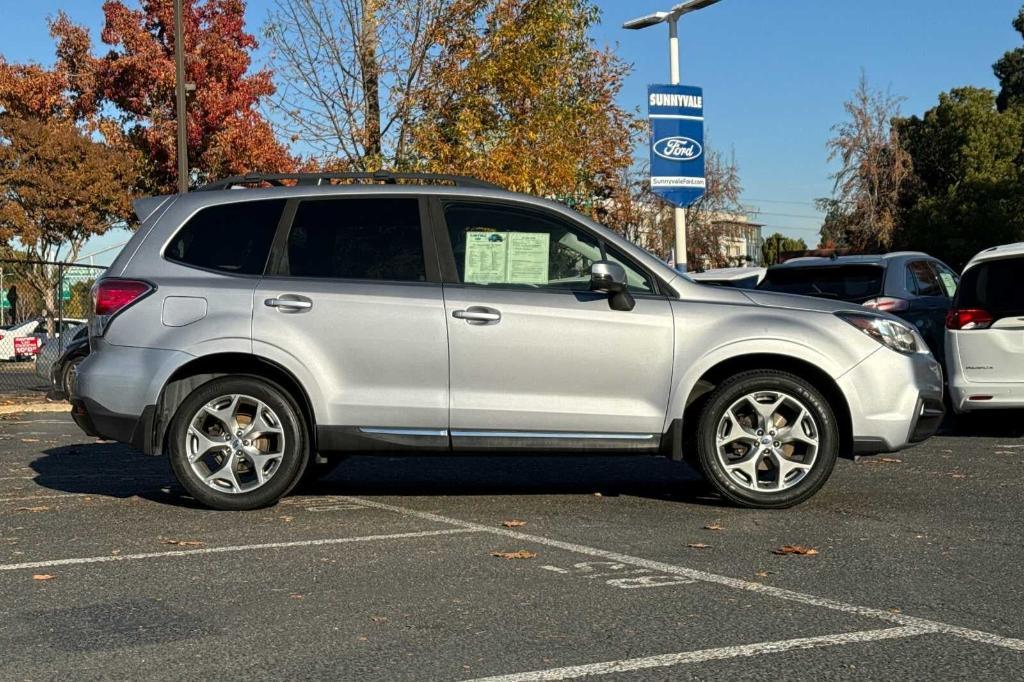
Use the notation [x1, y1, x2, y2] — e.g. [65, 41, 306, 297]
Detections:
[648, 84, 706, 208]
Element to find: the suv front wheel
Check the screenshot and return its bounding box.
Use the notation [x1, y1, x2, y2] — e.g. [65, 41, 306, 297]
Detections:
[168, 376, 309, 510]
[695, 370, 839, 509]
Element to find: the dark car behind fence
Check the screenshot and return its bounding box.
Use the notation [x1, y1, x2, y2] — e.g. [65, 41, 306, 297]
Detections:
[0, 259, 106, 395]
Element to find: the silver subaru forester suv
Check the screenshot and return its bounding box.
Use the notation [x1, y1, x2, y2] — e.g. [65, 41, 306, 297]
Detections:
[73, 172, 944, 511]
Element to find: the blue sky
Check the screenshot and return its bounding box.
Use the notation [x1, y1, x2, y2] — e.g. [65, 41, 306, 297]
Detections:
[1, 0, 1022, 261]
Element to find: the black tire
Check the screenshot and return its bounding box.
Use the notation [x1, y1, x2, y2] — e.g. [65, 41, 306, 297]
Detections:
[168, 376, 309, 511]
[61, 355, 84, 399]
[695, 370, 839, 509]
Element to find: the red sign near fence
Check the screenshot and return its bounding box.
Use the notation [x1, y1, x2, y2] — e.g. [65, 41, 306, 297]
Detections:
[13, 336, 40, 356]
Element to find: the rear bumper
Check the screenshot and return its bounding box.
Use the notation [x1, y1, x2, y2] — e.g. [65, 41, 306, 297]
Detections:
[71, 397, 155, 452]
[947, 380, 1024, 413]
[73, 343, 190, 453]
[839, 347, 945, 454]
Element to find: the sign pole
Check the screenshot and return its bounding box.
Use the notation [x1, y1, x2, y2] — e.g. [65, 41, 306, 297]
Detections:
[668, 18, 687, 272]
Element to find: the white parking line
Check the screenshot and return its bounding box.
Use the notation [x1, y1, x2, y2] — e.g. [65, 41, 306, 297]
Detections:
[338, 496, 1024, 653]
[0, 527, 480, 572]
[466, 626, 932, 681]
[0, 492, 89, 504]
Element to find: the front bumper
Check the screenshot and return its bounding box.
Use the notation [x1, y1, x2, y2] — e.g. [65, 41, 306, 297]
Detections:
[839, 347, 945, 454]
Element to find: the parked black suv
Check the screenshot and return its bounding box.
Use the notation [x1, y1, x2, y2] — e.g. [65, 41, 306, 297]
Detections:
[758, 252, 959, 358]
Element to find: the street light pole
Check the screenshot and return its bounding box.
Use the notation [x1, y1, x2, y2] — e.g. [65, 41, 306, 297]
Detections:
[624, 0, 723, 272]
[174, 0, 189, 194]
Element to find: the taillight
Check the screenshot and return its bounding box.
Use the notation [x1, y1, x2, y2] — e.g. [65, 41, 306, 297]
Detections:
[93, 279, 152, 316]
[862, 297, 909, 312]
[946, 308, 993, 330]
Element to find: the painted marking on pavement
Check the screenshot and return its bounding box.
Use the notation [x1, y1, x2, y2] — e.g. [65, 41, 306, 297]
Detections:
[0, 528, 480, 572]
[305, 503, 368, 512]
[540, 560, 695, 590]
[464, 626, 932, 681]
[338, 496, 1024, 652]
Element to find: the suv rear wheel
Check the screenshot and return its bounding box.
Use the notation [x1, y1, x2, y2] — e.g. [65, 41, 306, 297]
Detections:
[695, 370, 839, 509]
[168, 376, 308, 510]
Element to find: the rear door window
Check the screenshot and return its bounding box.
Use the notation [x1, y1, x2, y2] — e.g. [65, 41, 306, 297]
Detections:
[759, 265, 884, 302]
[908, 261, 943, 296]
[933, 262, 959, 298]
[285, 198, 426, 281]
[165, 199, 286, 275]
[958, 257, 1024, 320]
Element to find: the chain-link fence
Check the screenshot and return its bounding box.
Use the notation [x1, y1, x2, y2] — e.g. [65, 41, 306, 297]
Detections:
[0, 259, 106, 395]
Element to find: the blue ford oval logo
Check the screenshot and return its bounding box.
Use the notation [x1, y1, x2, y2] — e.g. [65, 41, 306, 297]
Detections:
[653, 136, 703, 162]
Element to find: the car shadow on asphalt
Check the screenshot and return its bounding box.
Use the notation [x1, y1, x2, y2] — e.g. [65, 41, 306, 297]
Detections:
[939, 410, 1024, 439]
[30, 444, 722, 509]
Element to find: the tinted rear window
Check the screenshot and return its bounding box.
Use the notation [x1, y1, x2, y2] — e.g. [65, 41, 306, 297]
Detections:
[760, 265, 884, 301]
[958, 257, 1024, 319]
[165, 200, 286, 275]
[286, 198, 425, 281]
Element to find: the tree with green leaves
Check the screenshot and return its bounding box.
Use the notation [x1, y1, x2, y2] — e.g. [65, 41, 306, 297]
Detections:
[762, 233, 808, 266]
[994, 6, 1024, 111]
[895, 87, 1024, 268]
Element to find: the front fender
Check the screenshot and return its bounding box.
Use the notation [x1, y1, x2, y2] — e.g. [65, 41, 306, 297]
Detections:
[664, 301, 876, 430]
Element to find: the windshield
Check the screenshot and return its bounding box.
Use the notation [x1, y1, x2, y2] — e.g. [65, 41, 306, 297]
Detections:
[759, 264, 885, 302]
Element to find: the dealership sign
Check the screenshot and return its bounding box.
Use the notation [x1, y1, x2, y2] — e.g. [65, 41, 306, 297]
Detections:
[648, 84, 706, 208]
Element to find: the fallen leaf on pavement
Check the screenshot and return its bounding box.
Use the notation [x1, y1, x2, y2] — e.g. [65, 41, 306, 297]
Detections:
[703, 523, 724, 531]
[32, 574, 55, 581]
[290, 593, 303, 600]
[161, 539, 204, 547]
[491, 550, 537, 560]
[687, 543, 710, 549]
[772, 545, 819, 556]
[755, 571, 771, 578]
[502, 519, 527, 528]
[14, 506, 49, 512]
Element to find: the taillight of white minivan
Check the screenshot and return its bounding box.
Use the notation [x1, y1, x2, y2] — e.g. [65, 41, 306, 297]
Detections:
[945, 308, 993, 330]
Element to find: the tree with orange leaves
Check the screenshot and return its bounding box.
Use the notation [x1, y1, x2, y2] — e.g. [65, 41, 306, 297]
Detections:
[44, 1, 294, 193]
[409, 0, 641, 211]
[0, 15, 139, 333]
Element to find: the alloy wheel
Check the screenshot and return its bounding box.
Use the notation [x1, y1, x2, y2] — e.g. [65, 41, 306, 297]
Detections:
[185, 394, 287, 494]
[714, 390, 820, 492]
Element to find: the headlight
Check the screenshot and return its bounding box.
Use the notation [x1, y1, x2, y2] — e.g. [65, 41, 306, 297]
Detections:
[837, 313, 924, 355]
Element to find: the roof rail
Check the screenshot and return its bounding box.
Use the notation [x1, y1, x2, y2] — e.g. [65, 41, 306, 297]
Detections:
[197, 171, 502, 192]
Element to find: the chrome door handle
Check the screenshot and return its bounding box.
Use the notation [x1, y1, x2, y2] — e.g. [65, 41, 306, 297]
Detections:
[265, 297, 313, 311]
[453, 308, 501, 324]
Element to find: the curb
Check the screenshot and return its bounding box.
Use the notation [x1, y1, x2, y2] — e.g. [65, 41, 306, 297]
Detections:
[0, 403, 72, 416]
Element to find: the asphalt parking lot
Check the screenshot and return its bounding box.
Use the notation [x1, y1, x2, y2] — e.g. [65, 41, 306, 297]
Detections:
[1, 411, 1023, 680]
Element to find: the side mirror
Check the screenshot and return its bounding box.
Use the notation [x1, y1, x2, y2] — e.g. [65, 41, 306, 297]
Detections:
[590, 261, 635, 312]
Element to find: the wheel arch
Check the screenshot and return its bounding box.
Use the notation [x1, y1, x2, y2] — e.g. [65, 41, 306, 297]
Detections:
[150, 353, 316, 457]
[677, 353, 853, 462]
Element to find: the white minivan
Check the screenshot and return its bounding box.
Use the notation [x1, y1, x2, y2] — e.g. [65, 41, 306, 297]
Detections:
[946, 242, 1024, 412]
